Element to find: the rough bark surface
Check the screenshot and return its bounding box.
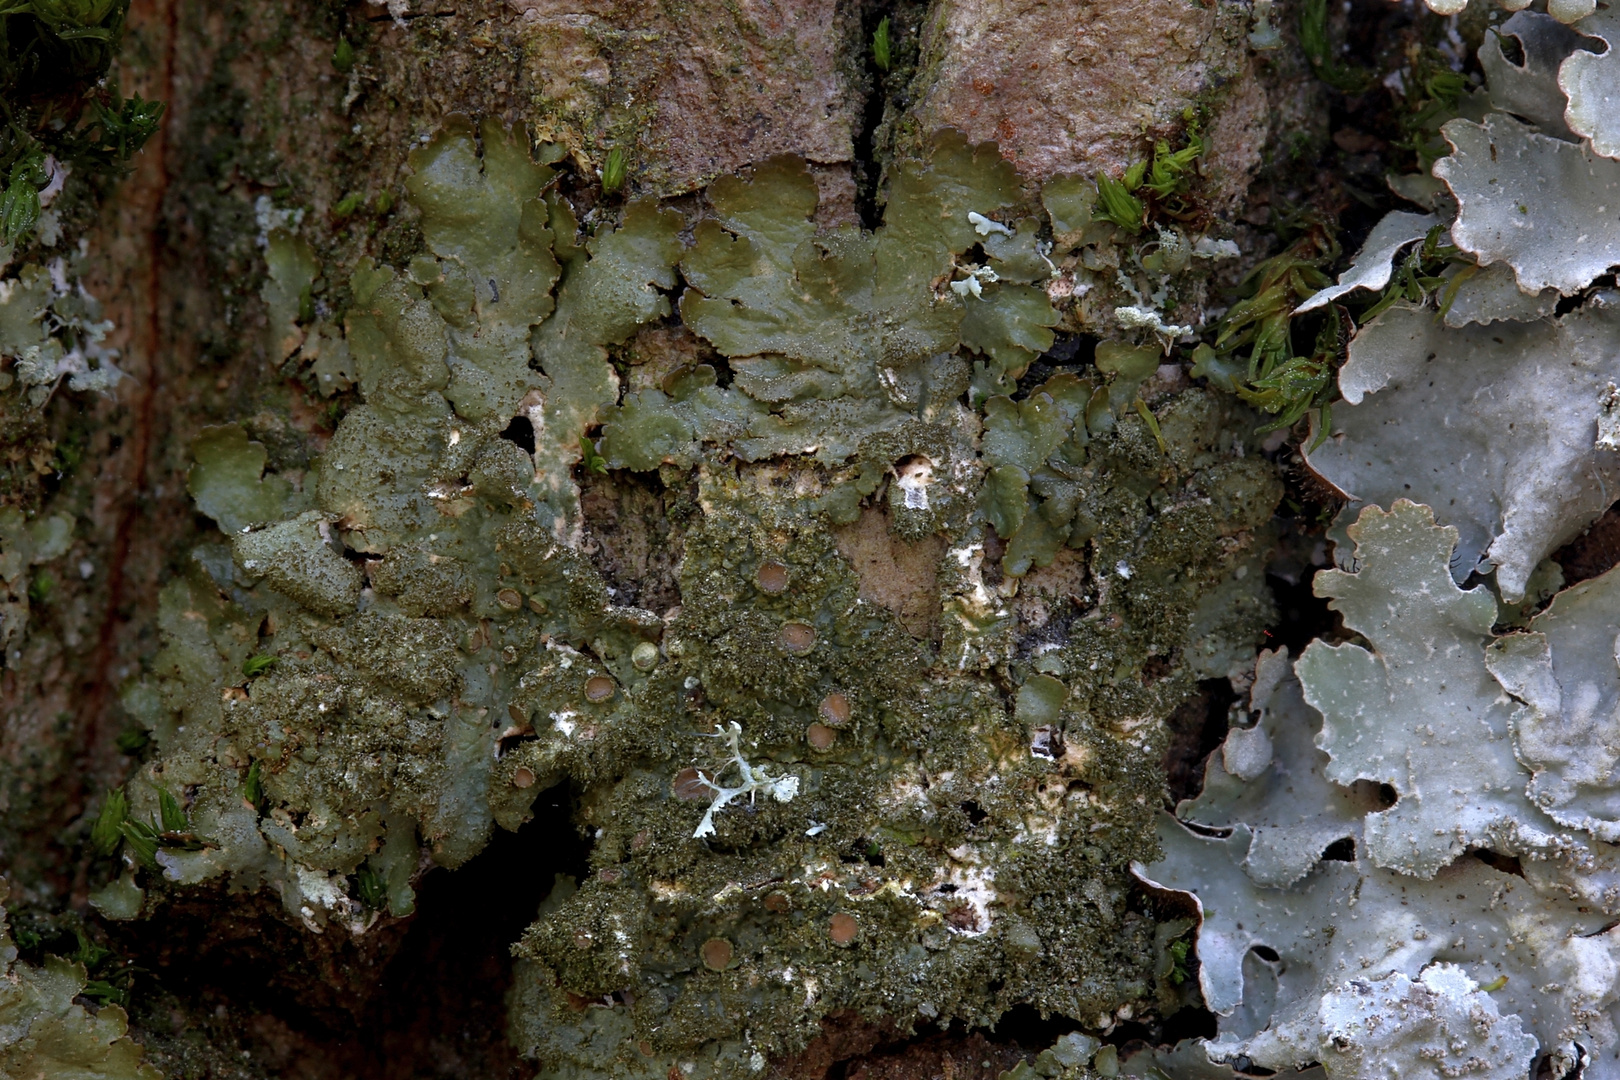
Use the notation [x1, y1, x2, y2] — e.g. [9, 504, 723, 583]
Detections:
[509, 0, 864, 194]
[902, 0, 1258, 184]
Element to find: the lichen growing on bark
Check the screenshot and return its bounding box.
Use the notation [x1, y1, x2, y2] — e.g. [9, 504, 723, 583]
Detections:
[0, 0, 158, 490]
[98, 115, 1281, 1077]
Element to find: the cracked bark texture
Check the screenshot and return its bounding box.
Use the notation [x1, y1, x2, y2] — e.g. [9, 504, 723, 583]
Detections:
[0, 0, 1294, 1075]
[899, 0, 1264, 196]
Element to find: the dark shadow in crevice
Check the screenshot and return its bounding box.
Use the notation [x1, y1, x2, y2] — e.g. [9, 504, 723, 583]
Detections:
[1553, 498, 1620, 587]
[1263, 567, 1339, 657]
[498, 414, 536, 455]
[1321, 836, 1356, 862]
[1014, 334, 1099, 399]
[851, 0, 918, 230]
[124, 788, 589, 1080]
[989, 1003, 1085, 1048]
[851, 2, 896, 229]
[578, 465, 690, 614]
[1161, 679, 1237, 807]
[1156, 1005, 1219, 1046]
[1495, 26, 1527, 66]
[1469, 848, 1526, 879]
[324, 784, 591, 1078]
[1556, 289, 1591, 317]
[708, 349, 735, 388]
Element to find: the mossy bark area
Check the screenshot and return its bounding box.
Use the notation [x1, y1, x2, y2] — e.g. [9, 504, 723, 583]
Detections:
[0, 1, 1326, 1077]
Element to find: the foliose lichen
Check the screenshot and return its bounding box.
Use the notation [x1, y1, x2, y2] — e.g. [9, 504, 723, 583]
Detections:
[1133, 4, 1620, 1071]
[0, 880, 160, 1080]
[109, 115, 1282, 1077]
[0, 505, 72, 657]
[0, 0, 159, 460]
[1301, 6, 1620, 601]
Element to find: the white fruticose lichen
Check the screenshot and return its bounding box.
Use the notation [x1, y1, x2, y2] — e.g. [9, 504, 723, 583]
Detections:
[690, 722, 801, 839]
[1113, 304, 1193, 339]
[967, 210, 1014, 237]
[951, 263, 1000, 299]
[1191, 236, 1241, 259]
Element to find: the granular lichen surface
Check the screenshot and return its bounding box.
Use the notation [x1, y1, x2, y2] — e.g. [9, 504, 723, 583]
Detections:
[96, 119, 1279, 1079]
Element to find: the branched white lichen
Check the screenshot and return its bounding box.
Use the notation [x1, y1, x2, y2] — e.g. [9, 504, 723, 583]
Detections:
[1110, 252, 1195, 342]
[691, 722, 800, 839]
[967, 210, 1014, 237]
[1113, 304, 1193, 340]
[951, 264, 1000, 299]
